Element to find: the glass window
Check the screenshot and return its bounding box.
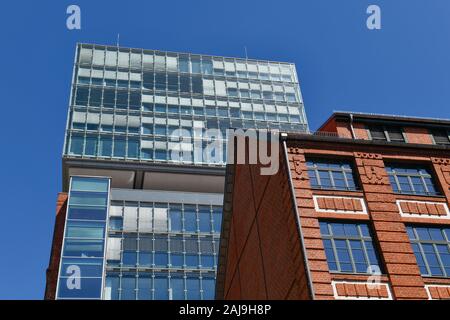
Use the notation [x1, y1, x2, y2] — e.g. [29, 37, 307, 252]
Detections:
[191, 57, 201, 73]
[105, 274, 120, 300]
[200, 255, 215, 268]
[128, 139, 139, 158]
[141, 148, 153, 160]
[89, 88, 102, 107]
[99, 136, 112, 157]
[75, 87, 89, 105]
[169, 206, 182, 232]
[138, 275, 152, 300]
[154, 275, 169, 300]
[84, 136, 98, 156]
[121, 275, 136, 300]
[369, 125, 406, 142]
[212, 208, 222, 233]
[155, 73, 166, 91]
[63, 239, 104, 258]
[191, 77, 203, 94]
[202, 278, 215, 300]
[143, 72, 154, 90]
[154, 252, 168, 267]
[109, 217, 123, 231]
[386, 163, 439, 196]
[306, 159, 358, 191]
[186, 277, 201, 299]
[58, 277, 102, 299]
[202, 59, 213, 75]
[167, 74, 179, 92]
[103, 89, 115, 107]
[184, 206, 197, 232]
[431, 129, 450, 146]
[179, 56, 190, 73]
[70, 134, 84, 155]
[320, 221, 382, 274]
[407, 226, 450, 277]
[66, 220, 105, 239]
[198, 207, 211, 233]
[71, 181, 107, 200]
[180, 75, 190, 92]
[155, 125, 167, 136]
[170, 276, 185, 300]
[113, 137, 126, 157]
[116, 91, 128, 109]
[155, 149, 167, 161]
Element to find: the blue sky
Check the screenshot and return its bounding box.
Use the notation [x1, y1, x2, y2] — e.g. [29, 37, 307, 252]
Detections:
[0, 0, 449, 299]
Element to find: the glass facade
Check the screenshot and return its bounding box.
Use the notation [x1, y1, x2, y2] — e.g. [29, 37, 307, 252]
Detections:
[103, 201, 221, 300]
[407, 226, 450, 277]
[57, 176, 110, 300]
[58, 44, 309, 300]
[64, 44, 308, 165]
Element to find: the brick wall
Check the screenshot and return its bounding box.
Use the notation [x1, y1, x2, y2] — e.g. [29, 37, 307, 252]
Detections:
[286, 140, 450, 300]
[353, 123, 370, 140]
[220, 129, 450, 300]
[222, 151, 311, 299]
[404, 127, 434, 145]
[352, 152, 427, 299]
[44, 192, 68, 300]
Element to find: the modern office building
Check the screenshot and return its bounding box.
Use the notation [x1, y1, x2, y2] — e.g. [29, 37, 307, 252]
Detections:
[217, 112, 450, 300]
[45, 43, 309, 300]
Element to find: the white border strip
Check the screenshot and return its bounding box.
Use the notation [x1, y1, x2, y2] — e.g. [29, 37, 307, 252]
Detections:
[397, 200, 450, 219]
[331, 280, 393, 300]
[425, 284, 450, 300]
[313, 195, 368, 215]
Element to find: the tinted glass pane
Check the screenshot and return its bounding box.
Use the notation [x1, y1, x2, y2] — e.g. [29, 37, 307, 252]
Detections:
[154, 276, 169, 300]
[58, 277, 102, 299]
[202, 278, 215, 300]
[66, 221, 105, 239]
[63, 239, 104, 257]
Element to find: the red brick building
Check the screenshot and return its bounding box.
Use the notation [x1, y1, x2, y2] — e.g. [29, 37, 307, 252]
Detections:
[216, 112, 450, 300]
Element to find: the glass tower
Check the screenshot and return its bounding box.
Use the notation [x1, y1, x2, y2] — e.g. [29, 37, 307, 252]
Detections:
[55, 43, 308, 300]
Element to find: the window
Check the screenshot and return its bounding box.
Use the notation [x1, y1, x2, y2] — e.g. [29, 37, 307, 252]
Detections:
[369, 125, 406, 142]
[386, 163, 439, 196]
[407, 226, 450, 277]
[202, 278, 215, 300]
[169, 206, 182, 232]
[431, 129, 450, 146]
[320, 222, 382, 274]
[184, 206, 197, 232]
[306, 159, 358, 191]
[198, 206, 212, 233]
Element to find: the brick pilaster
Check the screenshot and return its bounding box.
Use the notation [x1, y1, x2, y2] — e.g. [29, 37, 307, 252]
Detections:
[354, 152, 428, 299]
[289, 147, 334, 299]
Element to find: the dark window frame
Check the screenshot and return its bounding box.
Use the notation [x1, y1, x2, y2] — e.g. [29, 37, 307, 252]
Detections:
[306, 158, 360, 191]
[320, 221, 383, 275]
[407, 225, 450, 278]
[368, 125, 407, 143]
[430, 129, 450, 146]
[385, 163, 440, 196]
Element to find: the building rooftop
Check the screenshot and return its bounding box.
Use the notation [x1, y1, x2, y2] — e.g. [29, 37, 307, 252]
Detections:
[77, 42, 298, 66]
[318, 111, 450, 132]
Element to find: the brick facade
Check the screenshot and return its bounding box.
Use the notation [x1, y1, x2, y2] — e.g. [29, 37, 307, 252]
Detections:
[217, 113, 450, 300]
[44, 192, 68, 300]
[218, 149, 311, 299]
